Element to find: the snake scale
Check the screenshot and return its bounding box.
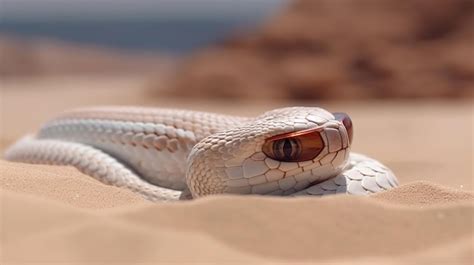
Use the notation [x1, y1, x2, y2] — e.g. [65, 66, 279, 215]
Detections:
[4, 106, 398, 201]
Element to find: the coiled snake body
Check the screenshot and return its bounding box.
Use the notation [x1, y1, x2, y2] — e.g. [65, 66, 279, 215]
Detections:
[5, 106, 398, 201]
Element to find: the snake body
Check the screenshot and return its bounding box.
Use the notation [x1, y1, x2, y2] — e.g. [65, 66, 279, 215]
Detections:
[4, 106, 398, 201]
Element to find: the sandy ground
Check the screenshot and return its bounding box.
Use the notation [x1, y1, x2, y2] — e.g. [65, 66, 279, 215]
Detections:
[0, 76, 473, 264]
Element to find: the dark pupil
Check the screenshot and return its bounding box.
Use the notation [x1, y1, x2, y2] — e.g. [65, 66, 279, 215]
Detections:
[274, 138, 300, 161]
[283, 140, 293, 158]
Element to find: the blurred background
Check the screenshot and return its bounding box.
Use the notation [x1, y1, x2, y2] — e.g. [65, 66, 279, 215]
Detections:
[0, 0, 473, 189]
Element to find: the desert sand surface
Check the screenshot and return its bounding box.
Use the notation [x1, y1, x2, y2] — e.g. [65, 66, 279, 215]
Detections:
[1, 172, 473, 264]
[1, 78, 473, 264]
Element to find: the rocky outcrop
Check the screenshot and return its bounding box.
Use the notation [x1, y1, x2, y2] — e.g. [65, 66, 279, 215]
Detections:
[166, 0, 474, 99]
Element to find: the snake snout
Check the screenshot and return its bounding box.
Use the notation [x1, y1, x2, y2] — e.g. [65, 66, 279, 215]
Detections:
[333, 112, 353, 144]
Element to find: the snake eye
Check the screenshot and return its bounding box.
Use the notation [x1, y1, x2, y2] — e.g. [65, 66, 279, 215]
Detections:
[262, 128, 324, 162]
[272, 138, 301, 161]
[333, 112, 353, 144]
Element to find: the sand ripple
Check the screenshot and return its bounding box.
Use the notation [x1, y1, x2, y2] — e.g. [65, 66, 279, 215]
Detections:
[1, 160, 472, 264]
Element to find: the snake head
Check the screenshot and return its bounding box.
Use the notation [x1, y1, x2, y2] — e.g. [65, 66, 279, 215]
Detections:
[186, 107, 353, 198]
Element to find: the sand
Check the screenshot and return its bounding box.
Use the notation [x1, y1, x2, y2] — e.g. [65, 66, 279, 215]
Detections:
[1, 77, 473, 264]
[1, 163, 472, 263]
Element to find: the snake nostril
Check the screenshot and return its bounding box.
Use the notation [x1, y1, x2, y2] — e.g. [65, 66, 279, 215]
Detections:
[333, 112, 353, 144]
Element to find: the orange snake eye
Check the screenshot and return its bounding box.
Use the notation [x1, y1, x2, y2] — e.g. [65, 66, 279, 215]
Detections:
[262, 127, 324, 162]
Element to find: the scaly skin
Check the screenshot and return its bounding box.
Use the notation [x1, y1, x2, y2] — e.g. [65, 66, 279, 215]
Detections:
[4, 106, 398, 201]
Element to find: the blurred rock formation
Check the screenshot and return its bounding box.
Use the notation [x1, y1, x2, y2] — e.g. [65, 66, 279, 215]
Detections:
[165, 0, 474, 99]
[0, 36, 175, 77]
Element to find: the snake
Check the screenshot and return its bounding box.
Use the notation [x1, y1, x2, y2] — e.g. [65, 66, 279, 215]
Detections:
[4, 106, 398, 201]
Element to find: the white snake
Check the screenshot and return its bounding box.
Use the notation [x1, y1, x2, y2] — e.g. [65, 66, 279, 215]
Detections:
[4, 106, 398, 201]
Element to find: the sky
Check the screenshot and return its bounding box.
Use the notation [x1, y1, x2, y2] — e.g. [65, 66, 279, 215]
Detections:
[1, 0, 288, 20]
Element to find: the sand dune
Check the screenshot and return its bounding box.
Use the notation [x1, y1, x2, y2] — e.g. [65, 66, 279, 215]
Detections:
[0, 160, 472, 264]
[374, 181, 474, 205]
[0, 160, 149, 208]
